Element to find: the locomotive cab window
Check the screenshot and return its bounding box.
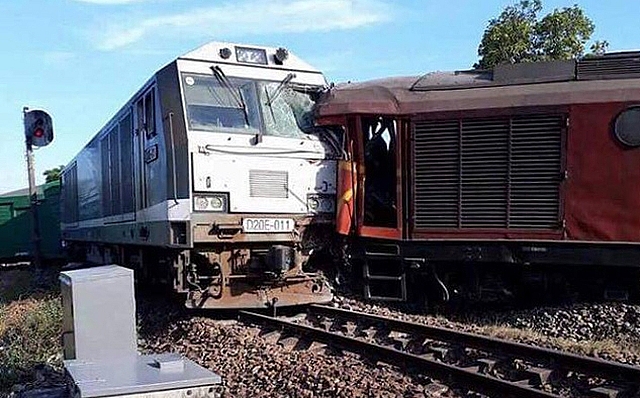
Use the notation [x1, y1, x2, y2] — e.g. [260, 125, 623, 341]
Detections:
[182, 73, 261, 134]
[614, 107, 640, 147]
[362, 116, 397, 228]
[259, 82, 316, 138]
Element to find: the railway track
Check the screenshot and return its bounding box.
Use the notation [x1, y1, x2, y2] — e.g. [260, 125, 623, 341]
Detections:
[240, 305, 640, 398]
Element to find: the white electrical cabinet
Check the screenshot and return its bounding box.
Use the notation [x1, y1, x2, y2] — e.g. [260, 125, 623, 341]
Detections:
[60, 265, 137, 361]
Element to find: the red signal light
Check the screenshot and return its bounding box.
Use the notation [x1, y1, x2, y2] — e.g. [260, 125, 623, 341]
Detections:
[23, 109, 54, 147]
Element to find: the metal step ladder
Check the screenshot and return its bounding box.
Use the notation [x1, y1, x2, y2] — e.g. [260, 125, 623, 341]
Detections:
[362, 250, 407, 301]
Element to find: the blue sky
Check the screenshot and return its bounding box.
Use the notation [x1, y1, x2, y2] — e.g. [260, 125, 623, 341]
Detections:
[0, 0, 637, 193]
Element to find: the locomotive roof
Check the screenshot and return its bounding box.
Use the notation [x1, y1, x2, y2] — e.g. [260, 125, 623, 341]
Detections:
[178, 41, 321, 73]
[316, 52, 640, 117]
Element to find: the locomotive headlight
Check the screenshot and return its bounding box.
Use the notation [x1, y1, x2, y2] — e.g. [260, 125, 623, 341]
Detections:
[308, 197, 320, 211]
[307, 194, 335, 214]
[194, 196, 210, 211]
[193, 193, 228, 212]
[209, 196, 224, 211]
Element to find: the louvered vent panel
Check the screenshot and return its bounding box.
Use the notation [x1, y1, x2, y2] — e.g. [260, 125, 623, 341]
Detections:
[414, 120, 459, 228]
[577, 54, 640, 80]
[510, 115, 563, 229]
[413, 114, 563, 230]
[460, 119, 509, 228]
[249, 170, 289, 198]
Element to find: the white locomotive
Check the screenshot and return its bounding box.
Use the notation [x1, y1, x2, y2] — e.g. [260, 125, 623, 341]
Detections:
[60, 41, 339, 308]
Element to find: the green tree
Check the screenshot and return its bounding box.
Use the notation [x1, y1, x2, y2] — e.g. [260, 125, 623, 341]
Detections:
[43, 165, 64, 183]
[589, 40, 610, 56]
[476, 0, 542, 69]
[476, 1, 605, 69]
[534, 5, 594, 61]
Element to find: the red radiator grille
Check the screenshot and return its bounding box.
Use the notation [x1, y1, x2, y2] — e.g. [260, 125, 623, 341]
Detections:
[413, 114, 564, 230]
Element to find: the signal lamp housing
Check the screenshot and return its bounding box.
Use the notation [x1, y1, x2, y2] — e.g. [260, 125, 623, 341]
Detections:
[24, 109, 54, 147]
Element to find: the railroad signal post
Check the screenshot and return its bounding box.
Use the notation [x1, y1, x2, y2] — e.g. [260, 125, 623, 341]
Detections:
[23, 107, 54, 270]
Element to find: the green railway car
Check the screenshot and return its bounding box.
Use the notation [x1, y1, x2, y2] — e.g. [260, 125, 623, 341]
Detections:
[0, 181, 62, 262]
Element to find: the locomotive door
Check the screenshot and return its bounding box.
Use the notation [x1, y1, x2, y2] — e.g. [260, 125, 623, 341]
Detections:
[357, 116, 403, 240]
[134, 88, 158, 212]
[354, 115, 406, 301]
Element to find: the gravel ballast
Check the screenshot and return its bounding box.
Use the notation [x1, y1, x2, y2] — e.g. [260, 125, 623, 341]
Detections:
[136, 293, 640, 397]
[7, 282, 640, 397]
[137, 301, 454, 397]
[333, 295, 640, 366]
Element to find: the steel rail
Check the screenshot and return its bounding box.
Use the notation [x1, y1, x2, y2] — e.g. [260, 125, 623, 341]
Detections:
[239, 310, 560, 398]
[308, 304, 640, 383]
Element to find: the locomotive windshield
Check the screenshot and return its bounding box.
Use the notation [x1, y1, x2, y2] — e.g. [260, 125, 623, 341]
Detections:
[182, 73, 319, 139]
[259, 82, 315, 138]
[182, 73, 261, 133]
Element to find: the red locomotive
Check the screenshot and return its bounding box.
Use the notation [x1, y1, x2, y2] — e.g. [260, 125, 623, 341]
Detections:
[316, 53, 640, 305]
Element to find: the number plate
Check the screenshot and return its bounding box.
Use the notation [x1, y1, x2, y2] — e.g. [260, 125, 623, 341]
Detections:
[242, 218, 295, 233]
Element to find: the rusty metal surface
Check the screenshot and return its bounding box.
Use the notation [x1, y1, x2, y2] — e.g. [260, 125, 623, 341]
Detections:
[192, 224, 300, 243]
[316, 76, 640, 118]
[316, 54, 640, 120]
[186, 275, 332, 308]
[191, 213, 332, 243]
[176, 210, 336, 309]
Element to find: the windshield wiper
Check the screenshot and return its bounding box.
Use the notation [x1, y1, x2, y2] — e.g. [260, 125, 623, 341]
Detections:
[210, 65, 249, 125]
[266, 73, 296, 107]
[263, 86, 277, 126]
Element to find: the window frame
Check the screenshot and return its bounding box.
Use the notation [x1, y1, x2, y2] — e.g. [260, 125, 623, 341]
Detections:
[180, 72, 321, 139]
[614, 106, 640, 147]
[181, 72, 263, 135]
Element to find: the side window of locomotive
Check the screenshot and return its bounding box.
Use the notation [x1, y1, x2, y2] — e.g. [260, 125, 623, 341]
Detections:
[61, 163, 79, 224]
[614, 106, 640, 147]
[136, 98, 144, 135]
[100, 134, 112, 217]
[145, 89, 156, 139]
[120, 112, 135, 214]
[182, 73, 261, 134]
[109, 125, 122, 215]
[362, 116, 397, 228]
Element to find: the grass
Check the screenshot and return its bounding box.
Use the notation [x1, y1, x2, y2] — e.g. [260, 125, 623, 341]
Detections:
[0, 266, 63, 393]
[478, 323, 640, 358]
[432, 313, 640, 361]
